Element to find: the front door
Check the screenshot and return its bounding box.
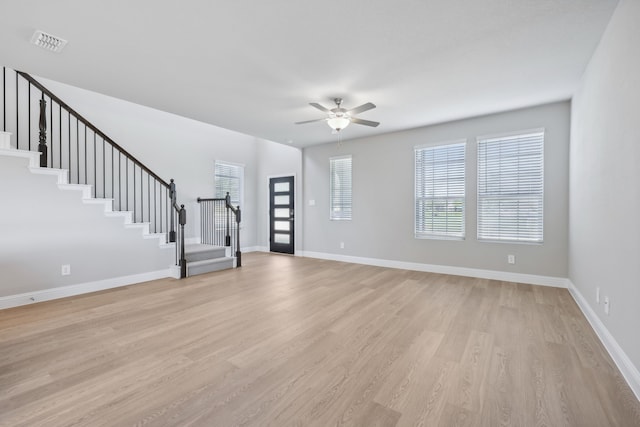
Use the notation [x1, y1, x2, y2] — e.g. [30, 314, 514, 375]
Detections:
[269, 176, 294, 254]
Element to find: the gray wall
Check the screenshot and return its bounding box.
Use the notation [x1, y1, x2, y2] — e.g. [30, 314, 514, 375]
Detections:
[303, 101, 570, 277]
[569, 0, 640, 373]
[0, 154, 173, 297]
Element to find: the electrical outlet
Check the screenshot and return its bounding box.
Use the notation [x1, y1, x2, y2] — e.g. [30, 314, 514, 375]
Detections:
[309, 199, 316, 206]
[340, 242, 345, 249]
[596, 287, 600, 304]
[604, 296, 610, 315]
[61, 264, 71, 276]
[507, 254, 515, 264]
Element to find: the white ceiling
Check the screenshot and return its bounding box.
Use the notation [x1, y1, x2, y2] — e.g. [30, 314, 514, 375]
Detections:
[0, 0, 618, 147]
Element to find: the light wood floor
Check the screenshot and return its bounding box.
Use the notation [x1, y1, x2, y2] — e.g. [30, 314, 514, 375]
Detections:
[1, 253, 639, 427]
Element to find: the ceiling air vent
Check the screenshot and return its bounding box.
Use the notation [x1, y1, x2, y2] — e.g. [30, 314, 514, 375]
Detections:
[30, 30, 68, 53]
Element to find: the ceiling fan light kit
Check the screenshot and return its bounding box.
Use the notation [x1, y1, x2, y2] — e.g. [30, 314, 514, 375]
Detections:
[327, 116, 350, 131]
[295, 97, 379, 133]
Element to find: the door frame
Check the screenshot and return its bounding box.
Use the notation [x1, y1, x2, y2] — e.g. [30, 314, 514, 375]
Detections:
[267, 173, 297, 255]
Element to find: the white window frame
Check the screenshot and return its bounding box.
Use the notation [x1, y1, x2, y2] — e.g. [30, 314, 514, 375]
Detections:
[414, 140, 466, 240]
[330, 155, 352, 220]
[476, 129, 544, 243]
[214, 160, 244, 208]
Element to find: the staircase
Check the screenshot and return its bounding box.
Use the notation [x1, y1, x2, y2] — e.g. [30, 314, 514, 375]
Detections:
[0, 66, 241, 299]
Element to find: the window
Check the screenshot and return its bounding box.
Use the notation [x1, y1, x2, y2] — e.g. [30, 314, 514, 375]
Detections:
[215, 161, 243, 206]
[414, 141, 466, 239]
[330, 155, 352, 220]
[477, 129, 544, 243]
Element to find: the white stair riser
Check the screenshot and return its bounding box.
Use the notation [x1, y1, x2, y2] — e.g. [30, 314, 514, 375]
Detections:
[0, 132, 11, 150]
[187, 258, 234, 276]
[4, 148, 169, 249]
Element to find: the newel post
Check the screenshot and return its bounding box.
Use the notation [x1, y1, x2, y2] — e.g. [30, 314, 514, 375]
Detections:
[38, 95, 47, 167]
[225, 192, 231, 247]
[235, 205, 242, 267]
[179, 204, 187, 279]
[169, 179, 176, 243]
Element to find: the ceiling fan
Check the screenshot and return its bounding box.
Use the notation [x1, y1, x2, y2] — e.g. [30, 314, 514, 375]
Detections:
[295, 98, 380, 132]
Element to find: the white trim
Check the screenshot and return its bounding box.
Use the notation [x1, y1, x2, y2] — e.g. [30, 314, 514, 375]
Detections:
[299, 251, 567, 288]
[414, 141, 466, 240]
[185, 237, 201, 245]
[0, 269, 171, 310]
[214, 159, 245, 169]
[29, 166, 68, 184]
[414, 138, 467, 150]
[329, 155, 352, 221]
[476, 129, 545, 243]
[266, 174, 297, 255]
[0, 131, 12, 150]
[567, 280, 640, 401]
[476, 127, 546, 142]
[241, 246, 266, 253]
[0, 147, 40, 166]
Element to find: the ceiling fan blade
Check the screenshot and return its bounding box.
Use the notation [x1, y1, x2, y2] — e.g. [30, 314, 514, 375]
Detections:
[309, 102, 331, 113]
[295, 118, 326, 125]
[350, 117, 380, 127]
[347, 102, 376, 115]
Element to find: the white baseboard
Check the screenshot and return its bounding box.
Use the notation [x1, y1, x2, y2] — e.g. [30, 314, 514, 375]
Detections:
[185, 237, 201, 245]
[242, 246, 267, 253]
[0, 269, 171, 310]
[567, 280, 640, 401]
[299, 251, 567, 288]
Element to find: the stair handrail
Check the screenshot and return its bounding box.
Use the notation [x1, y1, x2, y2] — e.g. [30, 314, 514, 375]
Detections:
[15, 71, 170, 187]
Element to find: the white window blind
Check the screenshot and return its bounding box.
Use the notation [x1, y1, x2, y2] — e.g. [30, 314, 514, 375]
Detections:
[477, 130, 544, 243]
[330, 155, 352, 220]
[415, 141, 466, 239]
[215, 161, 243, 206]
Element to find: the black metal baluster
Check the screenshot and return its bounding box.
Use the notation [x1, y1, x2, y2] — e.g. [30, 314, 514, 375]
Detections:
[84, 125, 87, 185]
[49, 95, 53, 166]
[28, 84, 30, 151]
[91, 132, 98, 198]
[2, 67, 5, 131]
[133, 163, 136, 221]
[159, 185, 163, 235]
[111, 145, 114, 199]
[76, 119, 79, 183]
[119, 152, 122, 210]
[147, 174, 150, 227]
[59, 104, 62, 169]
[126, 159, 129, 211]
[103, 138, 106, 198]
[68, 112, 71, 175]
[15, 71, 19, 149]
[140, 168, 143, 223]
[153, 180, 157, 233]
